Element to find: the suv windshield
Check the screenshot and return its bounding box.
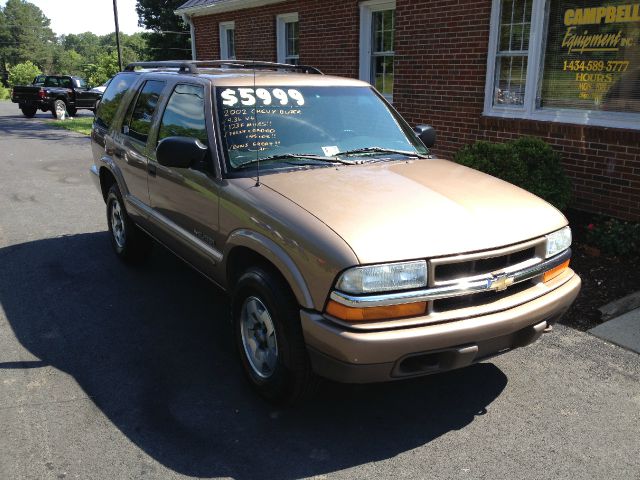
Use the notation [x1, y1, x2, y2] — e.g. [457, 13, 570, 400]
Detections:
[215, 86, 428, 173]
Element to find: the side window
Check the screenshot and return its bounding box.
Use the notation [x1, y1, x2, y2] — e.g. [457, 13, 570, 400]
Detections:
[124, 80, 166, 144]
[158, 84, 208, 145]
[95, 73, 138, 130]
[60, 77, 72, 88]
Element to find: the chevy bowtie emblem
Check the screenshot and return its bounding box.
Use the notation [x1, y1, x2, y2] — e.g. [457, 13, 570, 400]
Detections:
[489, 273, 514, 292]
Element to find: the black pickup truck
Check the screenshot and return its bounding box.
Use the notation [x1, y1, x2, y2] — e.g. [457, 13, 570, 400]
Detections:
[11, 75, 103, 118]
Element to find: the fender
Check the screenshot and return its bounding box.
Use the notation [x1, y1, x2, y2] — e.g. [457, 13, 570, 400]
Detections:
[223, 229, 315, 310]
[96, 141, 129, 199]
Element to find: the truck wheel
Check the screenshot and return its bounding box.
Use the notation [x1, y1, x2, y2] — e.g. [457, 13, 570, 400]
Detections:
[106, 184, 151, 263]
[20, 106, 37, 118]
[232, 266, 319, 405]
[51, 99, 66, 118]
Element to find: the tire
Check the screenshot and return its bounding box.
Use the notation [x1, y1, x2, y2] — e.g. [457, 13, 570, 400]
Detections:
[51, 99, 66, 118]
[106, 183, 151, 263]
[20, 106, 37, 118]
[232, 265, 319, 405]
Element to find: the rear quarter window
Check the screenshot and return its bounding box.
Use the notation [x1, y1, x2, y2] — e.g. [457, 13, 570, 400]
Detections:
[95, 73, 139, 130]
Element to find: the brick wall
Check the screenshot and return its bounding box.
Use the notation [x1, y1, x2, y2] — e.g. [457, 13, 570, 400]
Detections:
[190, 0, 640, 220]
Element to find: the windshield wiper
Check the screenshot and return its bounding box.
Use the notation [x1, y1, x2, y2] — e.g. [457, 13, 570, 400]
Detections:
[236, 153, 357, 169]
[335, 147, 429, 159]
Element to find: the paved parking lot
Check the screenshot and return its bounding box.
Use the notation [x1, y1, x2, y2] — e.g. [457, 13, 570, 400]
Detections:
[1, 100, 639, 480]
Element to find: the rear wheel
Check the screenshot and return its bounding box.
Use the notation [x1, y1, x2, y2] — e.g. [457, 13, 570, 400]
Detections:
[20, 106, 37, 118]
[232, 265, 319, 405]
[106, 183, 151, 263]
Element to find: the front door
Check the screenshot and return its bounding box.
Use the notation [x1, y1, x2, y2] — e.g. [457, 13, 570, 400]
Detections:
[147, 83, 221, 276]
[73, 78, 94, 108]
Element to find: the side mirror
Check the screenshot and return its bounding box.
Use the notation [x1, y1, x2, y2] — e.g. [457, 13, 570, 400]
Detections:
[414, 125, 436, 148]
[156, 136, 208, 169]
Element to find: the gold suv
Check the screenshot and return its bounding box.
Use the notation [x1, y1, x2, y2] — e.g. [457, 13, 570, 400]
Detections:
[90, 61, 581, 403]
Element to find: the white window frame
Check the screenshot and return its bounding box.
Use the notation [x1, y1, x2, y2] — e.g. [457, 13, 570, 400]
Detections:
[219, 21, 236, 60]
[359, 0, 396, 102]
[484, 0, 640, 130]
[276, 13, 299, 64]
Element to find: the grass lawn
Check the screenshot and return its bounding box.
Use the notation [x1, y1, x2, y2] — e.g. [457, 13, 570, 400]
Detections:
[47, 116, 93, 136]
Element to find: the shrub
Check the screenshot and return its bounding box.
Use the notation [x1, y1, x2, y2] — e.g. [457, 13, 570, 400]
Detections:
[7, 61, 42, 87]
[454, 137, 572, 210]
[586, 218, 640, 257]
[0, 85, 10, 100]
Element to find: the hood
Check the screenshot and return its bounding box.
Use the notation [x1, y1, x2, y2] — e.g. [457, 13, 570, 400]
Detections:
[259, 159, 567, 264]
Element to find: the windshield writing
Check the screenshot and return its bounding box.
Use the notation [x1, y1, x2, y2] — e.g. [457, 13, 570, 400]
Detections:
[215, 86, 427, 172]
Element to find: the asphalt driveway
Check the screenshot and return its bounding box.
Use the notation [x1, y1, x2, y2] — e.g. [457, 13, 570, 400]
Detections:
[0, 100, 638, 480]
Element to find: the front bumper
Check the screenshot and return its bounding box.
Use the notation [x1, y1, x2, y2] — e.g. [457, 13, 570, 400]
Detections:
[301, 272, 581, 383]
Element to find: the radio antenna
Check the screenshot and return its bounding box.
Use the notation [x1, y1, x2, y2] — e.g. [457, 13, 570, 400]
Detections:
[251, 18, 260, 187]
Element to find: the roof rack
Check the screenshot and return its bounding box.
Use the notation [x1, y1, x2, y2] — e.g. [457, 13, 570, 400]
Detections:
[124, 60, 323, 75]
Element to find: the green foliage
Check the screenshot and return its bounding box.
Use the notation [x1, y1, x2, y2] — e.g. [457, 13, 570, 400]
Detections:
[0, 85, 10, 100]
[136, 0, 191, 60]
[1, 1, 149, 85]
[454, 137, 572, 210]
[7, 60, 41, 86]
[586, 218, 640, 257]
[82, 51, 121, 87]
[1, 0, 56, 70]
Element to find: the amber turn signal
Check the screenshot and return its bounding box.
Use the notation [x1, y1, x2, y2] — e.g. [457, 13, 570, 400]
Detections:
[325, 300, 427, 322]
[543, 259, 570, 283]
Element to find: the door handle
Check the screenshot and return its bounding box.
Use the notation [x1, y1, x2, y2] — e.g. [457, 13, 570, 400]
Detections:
[148, 163, 157, 176]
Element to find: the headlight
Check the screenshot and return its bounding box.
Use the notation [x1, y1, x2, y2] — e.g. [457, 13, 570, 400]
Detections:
[545, 226, 572, 258]
[336, 260, 427, 294]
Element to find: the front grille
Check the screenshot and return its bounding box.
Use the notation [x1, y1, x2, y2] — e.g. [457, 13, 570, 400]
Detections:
[434, 247, 536, 283]
[432, 280, 534, 313]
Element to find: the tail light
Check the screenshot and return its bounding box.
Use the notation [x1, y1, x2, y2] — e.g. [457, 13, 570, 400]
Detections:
[38, 89, 46, 99]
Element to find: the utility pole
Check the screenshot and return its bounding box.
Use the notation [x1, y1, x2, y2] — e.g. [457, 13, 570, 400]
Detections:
[112, 0, 123, 71]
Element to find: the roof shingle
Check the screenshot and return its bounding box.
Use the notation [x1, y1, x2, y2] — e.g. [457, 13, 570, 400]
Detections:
[177, 0, 219, 10]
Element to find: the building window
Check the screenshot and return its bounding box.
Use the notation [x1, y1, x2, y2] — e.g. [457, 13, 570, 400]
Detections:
[277, 13, 299, 65]
[360, 0, 396, 102]
[485, 0, 640, 129]
[220, 21, 236, 60]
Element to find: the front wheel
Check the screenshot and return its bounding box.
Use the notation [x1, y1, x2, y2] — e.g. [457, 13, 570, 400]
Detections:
[20, 106, 37, 118]
[51, 99, 66, 118]
[232, 266, 319, 405]
[106, 184, 151, 263]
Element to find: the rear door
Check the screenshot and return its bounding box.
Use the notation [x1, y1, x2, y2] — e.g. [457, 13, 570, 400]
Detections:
[115, 79, 167, 209]
[146, 82, 222, 273]
[92, 72, 138, 160]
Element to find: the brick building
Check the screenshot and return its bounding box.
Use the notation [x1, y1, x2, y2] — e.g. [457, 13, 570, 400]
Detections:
[175, 0, 640, 220]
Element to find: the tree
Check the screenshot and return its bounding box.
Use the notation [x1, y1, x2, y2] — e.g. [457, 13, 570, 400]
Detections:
[82, 51, 120, 87]
[60, 32, 102, 62]
[7, 60, 41, 86]
[136, 0, 191, 60]
[1, 0, 56, 70]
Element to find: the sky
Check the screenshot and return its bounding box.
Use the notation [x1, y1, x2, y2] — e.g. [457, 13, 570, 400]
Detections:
[0, 0, 147, 35]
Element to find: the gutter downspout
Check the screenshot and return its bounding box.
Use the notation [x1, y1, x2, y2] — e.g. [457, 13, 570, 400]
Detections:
[182, 13, 197, 60]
